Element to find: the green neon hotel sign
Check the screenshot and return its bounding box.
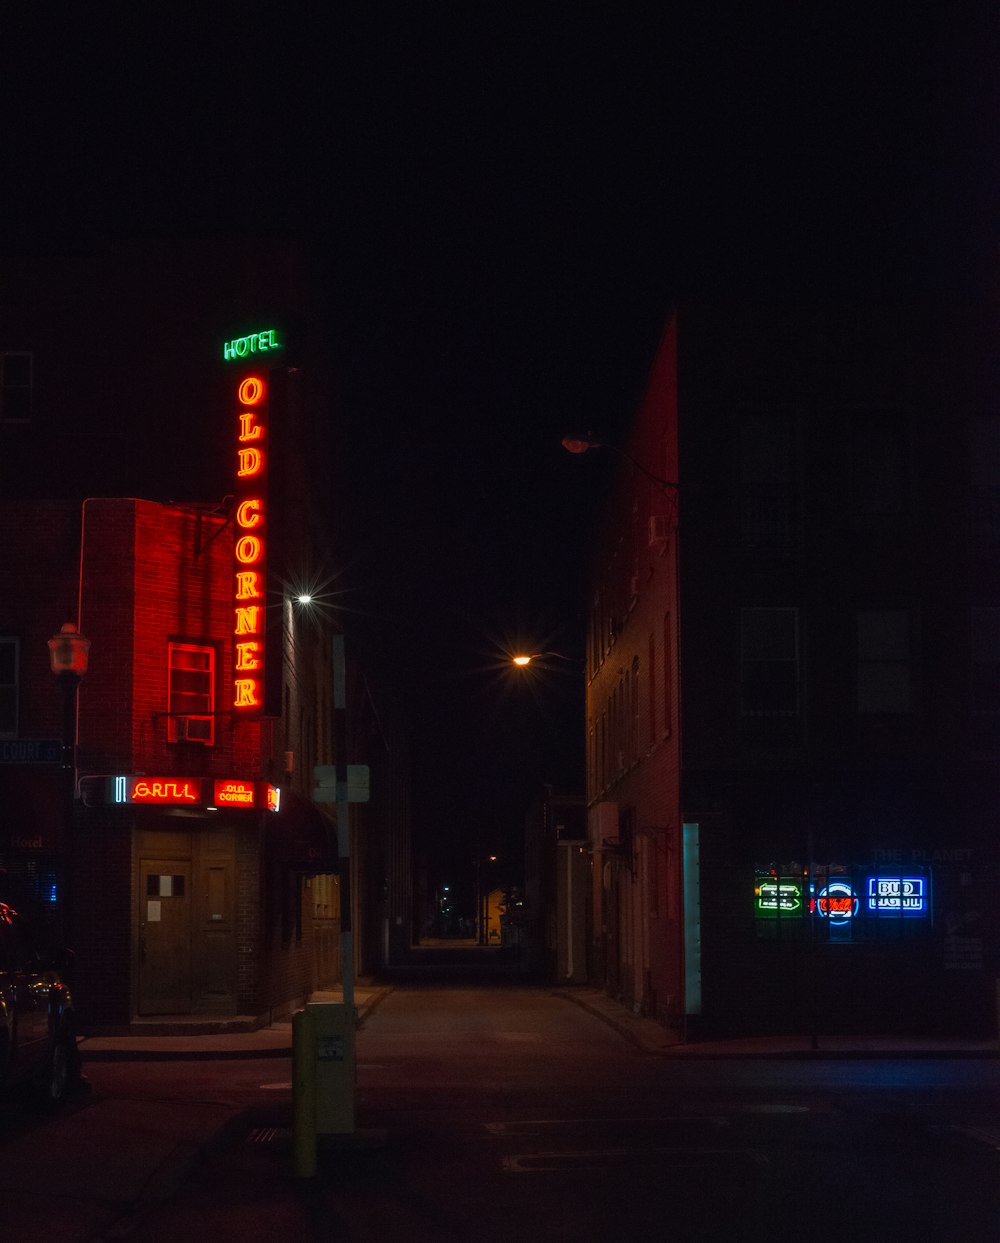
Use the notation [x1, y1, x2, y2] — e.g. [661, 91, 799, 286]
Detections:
[223, 328, 283, 361]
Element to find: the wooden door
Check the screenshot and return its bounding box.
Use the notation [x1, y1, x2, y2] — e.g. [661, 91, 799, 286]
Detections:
[192, 834, 235, 1012]
[138, 859, 192, 1015]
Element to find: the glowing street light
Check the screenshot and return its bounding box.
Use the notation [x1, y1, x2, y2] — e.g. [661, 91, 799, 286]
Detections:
[511, 651, 576, 668]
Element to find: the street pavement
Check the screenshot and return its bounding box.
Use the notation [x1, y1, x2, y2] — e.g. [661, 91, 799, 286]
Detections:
[0, 981, 995, 1243]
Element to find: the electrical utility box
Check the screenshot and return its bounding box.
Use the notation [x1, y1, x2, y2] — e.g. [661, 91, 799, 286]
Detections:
[310, 1002, 356, 1134]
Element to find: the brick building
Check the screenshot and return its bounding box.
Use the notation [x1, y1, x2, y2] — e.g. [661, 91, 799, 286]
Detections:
[585, 304, 1000, 1040]
[0, 243, 413, 1030]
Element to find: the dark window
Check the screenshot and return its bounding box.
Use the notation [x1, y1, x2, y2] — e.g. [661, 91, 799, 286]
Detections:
[857, 610, 912, 714]
[739, 414, 798, 550]
[662, 612, 673, 738]
[0, 637, 17, 736]
[741, 608, 800, 745]
[741, 608, 799, 714]
[0, 352, 32, 423]
[969, 417, 1000, 551]
[971, 608, 1000, 717]
[852, 417, 910, 519]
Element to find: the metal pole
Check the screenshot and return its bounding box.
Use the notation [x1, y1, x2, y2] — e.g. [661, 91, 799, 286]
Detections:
[58, 672, 78, 948]
[291, 1008, 317, 1178]
[332, 635, 354, 1012]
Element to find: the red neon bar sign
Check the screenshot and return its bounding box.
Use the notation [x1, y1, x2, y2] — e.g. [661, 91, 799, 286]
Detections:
[233, 371, 268, 713]
[109, 775, 280, 810]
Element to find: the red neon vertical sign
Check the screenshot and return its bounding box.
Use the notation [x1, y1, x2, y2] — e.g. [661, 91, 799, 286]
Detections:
[233, 373, 267, 713]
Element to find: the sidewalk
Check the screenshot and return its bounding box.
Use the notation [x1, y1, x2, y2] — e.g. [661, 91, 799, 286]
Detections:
[77, 982, 391, 1060]
[0, 985, 390, 1243]
[78, 980, 999, 1062]
[557, 986, 1000, 1058]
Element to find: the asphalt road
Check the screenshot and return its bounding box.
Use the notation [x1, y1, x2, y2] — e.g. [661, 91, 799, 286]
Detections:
[85, 983, 1000, 1243]
[5, 979, 998, 1243]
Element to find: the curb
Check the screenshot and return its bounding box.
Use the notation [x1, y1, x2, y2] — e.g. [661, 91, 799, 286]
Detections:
[102, 1109, 254, 1240]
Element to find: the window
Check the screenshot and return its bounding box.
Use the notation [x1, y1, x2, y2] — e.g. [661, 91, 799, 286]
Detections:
[741, 608, 799, 714]
[741, 608, 800, 744]
[971, 608, 1000, 718]
[852, 416, 910, 520]
[168, 642, 215, 744]
[857, 610, 911, 714]
[662, 612, 673, 738]
[739, 413, 798, 550]
[969, 417, 1000, 551]
[629, 657, 640, 765]
[647, 632, 656, 742]
[0, 352, 33, 423]
[0, 638, 17, 736]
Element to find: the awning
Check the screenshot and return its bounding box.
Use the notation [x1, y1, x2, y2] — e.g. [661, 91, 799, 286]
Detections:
[266, 789, 337, 872]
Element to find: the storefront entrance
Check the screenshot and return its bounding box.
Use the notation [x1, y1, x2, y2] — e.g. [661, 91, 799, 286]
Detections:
[135, 826, 237, 1016]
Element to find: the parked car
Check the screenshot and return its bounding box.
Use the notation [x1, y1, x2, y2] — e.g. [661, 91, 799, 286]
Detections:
[0, 903, 80, 1107]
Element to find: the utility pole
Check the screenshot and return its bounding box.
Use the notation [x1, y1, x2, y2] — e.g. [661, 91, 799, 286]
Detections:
[332, 634, 353, 1011]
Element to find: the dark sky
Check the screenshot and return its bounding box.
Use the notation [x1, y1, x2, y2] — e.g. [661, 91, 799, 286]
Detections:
[3, 8, 998, 884]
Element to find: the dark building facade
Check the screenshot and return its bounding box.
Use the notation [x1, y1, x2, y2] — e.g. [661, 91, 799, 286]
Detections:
[586, 303, 1000, 1040]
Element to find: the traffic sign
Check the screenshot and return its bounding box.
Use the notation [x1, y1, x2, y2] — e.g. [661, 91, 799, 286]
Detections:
[313, 764, 370, 803]
[0, 739, 63, 764]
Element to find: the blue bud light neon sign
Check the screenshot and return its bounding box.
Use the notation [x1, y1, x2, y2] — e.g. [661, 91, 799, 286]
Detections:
[867, 876, 927, 916]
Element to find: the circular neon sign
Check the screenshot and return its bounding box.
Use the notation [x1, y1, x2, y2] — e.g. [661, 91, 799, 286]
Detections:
[814, 880, 858, 924]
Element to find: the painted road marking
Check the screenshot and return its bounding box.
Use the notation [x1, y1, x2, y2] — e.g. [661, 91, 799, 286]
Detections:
[485, 1116, 729, 1136]
[502, 1147, 770, 1173]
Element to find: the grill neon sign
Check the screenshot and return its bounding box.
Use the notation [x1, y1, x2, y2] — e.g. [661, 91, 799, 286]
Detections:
[110, 775, 279, 809]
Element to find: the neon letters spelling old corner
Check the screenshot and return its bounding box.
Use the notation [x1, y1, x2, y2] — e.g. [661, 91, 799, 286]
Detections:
[227, 327, 282, 713]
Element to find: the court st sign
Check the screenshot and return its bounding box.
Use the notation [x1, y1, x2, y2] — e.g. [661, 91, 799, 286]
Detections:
[0, 739, 63, 764]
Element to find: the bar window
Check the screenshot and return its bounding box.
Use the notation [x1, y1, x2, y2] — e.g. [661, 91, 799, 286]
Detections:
[168, 642, 215, 744]
[857, 610, 911, 714]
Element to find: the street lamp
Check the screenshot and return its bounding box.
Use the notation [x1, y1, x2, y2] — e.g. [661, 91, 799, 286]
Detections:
[511, 652, 578, 668]
[47, 623, 90, 772]
[47, 623, 90, 945]
[561, 433, 678, 494]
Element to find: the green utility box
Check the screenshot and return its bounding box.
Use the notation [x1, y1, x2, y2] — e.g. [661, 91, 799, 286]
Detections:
[310, 1001, 356, 1134]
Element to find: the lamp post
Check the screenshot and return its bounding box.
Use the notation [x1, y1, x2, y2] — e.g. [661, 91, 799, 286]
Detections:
[47, 623, 90, 945]
[561, 434, 679, 494]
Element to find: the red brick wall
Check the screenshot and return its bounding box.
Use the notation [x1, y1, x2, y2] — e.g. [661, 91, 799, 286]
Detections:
[585, 318, 683, 1023]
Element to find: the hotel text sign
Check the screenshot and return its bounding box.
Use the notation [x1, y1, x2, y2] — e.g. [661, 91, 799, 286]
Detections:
[223, 328, 282, 361]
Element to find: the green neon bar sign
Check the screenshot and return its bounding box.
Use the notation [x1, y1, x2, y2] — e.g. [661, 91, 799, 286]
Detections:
[755, 878, 804, 917]
[223, 328, 283, 361]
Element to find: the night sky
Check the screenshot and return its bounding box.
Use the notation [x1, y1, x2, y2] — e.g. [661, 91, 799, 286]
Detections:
[3, 9, 997, 889]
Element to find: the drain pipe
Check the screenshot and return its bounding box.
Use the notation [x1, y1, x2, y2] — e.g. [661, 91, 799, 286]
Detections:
[565, 846, 574, 981]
